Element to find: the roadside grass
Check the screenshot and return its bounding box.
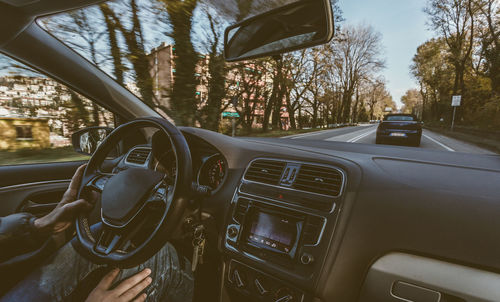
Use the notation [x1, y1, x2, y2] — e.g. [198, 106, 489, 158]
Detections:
[0, 146, 89, 165]
[424, 125, 500, 154]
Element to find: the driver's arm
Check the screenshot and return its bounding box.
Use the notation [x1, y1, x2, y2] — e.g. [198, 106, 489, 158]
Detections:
[0, 164, 92, 262]
[1, 164, 153, 302]
[0, 212, 48, 262]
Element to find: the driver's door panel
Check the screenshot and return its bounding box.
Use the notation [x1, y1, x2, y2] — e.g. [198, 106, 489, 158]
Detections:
[0, 161, 86, 217]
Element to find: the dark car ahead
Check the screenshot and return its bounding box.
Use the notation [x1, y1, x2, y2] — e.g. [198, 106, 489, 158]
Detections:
[376, 114, 422, 146]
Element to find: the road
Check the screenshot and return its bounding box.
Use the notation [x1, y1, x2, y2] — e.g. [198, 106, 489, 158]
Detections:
[282, 124, 495, 154]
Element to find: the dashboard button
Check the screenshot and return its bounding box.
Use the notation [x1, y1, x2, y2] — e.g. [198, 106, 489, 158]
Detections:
[300, 253, 314, 265]
[227, 226, 238, 238]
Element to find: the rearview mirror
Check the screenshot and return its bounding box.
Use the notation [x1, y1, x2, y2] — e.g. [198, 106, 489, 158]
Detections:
[72, 126, 113, 156]
[224, 0, 334, 62]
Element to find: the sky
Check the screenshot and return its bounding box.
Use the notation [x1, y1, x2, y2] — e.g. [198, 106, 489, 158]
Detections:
[338, 0, 434, 108]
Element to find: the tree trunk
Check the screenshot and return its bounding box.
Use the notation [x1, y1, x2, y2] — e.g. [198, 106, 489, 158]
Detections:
[298, 103, 302, 129]
[341, 88, 353, 123]
[286, 93, 296, 130]
[352, 87, 359, 123]
[270, 57, 283, 130]
[312, 104, 318, 128]
[164, 0, 198, 126]
[92, 103, 100, 126]
[100, 4, 124, 85]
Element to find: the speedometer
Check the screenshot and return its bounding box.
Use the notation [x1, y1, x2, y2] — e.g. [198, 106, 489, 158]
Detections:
[198, 154, 227, 191]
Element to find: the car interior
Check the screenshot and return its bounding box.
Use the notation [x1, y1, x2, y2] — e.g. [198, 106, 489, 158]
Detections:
[1, 0, 500, 302]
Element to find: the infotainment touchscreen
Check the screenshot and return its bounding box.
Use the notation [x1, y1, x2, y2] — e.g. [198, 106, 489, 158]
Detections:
[246, 211, 298, 254]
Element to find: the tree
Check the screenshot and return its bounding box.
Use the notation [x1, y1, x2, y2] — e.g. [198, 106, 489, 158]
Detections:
[364, 78, 388, 120]
[228, 61, 270, 133]
[107, 0, 155, 108]
[301, 49, 325, 128]
[401, 89, 424, 118]
[411, 38, 454, 121]
[282, 49, 315, 129]
[474, 0, 500, 94]
[425, 0, 478, 123]
[197, 8, 228, 131]
[162, 0, 199, 126]
[327, 24, 385, 123]
[99, 3, 125, 85]
[65, 91, 91, 132]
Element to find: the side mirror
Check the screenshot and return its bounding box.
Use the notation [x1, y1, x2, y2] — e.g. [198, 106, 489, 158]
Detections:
[72, 126, 113, 156]
[224, 0, 334, 62]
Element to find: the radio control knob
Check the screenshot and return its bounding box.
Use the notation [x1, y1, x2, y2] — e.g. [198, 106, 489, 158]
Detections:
[227, 226, 239, 238]
[300, 253, 314, 265]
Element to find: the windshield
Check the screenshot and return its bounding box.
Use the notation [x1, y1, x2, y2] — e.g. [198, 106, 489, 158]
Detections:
[2, 0, 497, 156]
[385, 116, 415, 122]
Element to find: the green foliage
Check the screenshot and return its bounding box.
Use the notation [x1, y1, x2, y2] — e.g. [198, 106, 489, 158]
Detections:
[412, 0, 499, 129]
[64, 91, 91, 132]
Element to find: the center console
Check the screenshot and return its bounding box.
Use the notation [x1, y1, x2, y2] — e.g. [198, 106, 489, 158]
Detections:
[222, 158, 346, 301]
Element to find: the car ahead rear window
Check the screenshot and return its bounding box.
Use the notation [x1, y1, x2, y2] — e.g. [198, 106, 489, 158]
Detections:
[385, 116, 414, 121]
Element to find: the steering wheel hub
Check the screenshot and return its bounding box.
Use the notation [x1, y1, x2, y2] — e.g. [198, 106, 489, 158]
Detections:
[101, 168, 164, 226]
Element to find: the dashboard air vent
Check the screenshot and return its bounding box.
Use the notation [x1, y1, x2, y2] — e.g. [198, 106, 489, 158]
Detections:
[293, 164, 343, 197]
[126, 147, 150, 165]
[244, 160, 286, 185]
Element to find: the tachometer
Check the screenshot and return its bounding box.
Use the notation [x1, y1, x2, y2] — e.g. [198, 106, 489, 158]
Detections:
[198, 154, 227, 191]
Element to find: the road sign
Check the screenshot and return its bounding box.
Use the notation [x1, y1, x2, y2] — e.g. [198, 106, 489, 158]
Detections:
[384, 107, 392, 112]
[222, 111, 239, 118]
[452, 95, 461, 106]
[451, 95, 461, 131]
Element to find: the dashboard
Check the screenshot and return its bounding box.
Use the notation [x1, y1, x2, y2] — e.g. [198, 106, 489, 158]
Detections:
[111, 127, 500, 302]
[118, 130, 228, 193]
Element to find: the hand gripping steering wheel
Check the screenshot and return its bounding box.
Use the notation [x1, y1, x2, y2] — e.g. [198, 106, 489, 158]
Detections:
[75, 117, 192, 268]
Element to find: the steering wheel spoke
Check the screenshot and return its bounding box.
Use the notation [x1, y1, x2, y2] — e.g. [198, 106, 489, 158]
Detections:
[85, 172, 114, 193]
[94, 227, 123, 255]
[144, 181, 170, 206]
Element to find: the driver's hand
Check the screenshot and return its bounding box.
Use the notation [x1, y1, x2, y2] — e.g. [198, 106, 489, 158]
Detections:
[86, 268, 152, 302]
[34, 164, 93, 233]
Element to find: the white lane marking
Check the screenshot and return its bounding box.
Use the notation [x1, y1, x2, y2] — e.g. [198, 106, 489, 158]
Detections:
[284, 128, 349, 139]
[324, 126, 377, 141]
[285, 131, 329, 139]
[347, 129, 376, 143]
[423, 134, 455, 152]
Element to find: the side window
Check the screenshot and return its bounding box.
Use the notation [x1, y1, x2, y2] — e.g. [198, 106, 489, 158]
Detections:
[0, 54, 114, 165]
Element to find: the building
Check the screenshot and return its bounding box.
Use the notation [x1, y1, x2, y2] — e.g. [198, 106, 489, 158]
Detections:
[0, 117, 50, 150]
[0, 75, 113, 147]
[147, 43, 290, 129]
[148, 42, 175, 108]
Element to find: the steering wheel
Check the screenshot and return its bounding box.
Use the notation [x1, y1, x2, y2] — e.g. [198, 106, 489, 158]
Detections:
[75, 117, 192, 268]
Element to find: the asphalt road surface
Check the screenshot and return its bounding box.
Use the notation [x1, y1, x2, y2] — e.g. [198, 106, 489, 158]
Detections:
[282, 124, 495, 155]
